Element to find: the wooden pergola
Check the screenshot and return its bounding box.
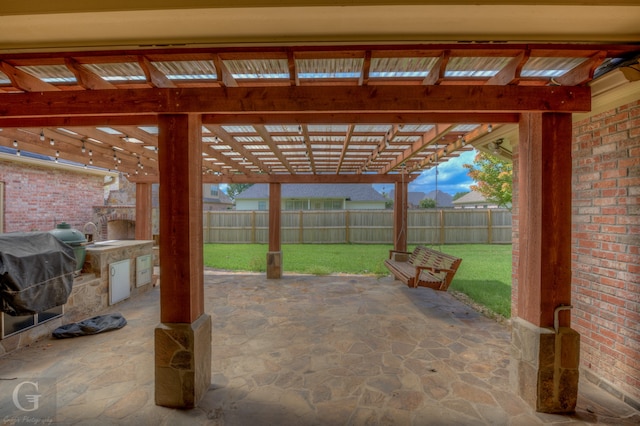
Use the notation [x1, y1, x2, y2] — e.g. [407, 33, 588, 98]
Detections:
[2, 0, 639, 414]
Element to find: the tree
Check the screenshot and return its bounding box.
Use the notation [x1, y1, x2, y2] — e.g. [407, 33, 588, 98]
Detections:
[463, 152, 513, 209]
[419, 198, 437, 209]
[226, 183, 253, 200]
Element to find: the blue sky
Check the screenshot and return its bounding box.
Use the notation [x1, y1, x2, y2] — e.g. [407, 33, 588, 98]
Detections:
[373, 149, 477, 197]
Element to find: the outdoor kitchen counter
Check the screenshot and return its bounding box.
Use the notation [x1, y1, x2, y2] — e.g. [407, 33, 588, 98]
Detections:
[72, 240, 156, 318]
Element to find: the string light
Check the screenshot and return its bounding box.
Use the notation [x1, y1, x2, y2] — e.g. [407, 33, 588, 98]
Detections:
[40, 129, 45, 141]
[50, 138, 55, 146]
[16, 149, 21, 157]
[89, 149, 93, 157]
[81, 141, 86, 153]
[12, 140, 17, 147]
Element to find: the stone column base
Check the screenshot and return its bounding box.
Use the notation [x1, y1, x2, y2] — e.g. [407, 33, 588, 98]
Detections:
[155, 313, 212, 408]
[511, 317, 580, 413]
[267, 251, 282, 279]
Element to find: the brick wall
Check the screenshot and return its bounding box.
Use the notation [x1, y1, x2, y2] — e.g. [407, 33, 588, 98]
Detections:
[0, 159, 105, 233]
[572, 99, 640, 404]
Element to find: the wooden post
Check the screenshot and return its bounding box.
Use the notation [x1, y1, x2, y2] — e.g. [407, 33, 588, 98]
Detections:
[267, 182, 282, 278]
[154, 114, 211, 409]
[487, 209, 493, 245]
[299, 210, 304, 243]
[251, 210, 256, 244]
[439, 209, 445, 245]
[511, 112, 578, 413]
[345, 210, 350, 243]
[393, 180, 408, 252]
[135, 182, 153, 241]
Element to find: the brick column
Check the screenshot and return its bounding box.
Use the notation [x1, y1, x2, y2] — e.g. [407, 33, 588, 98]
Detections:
[154, 114, 211, 408]
[511, 112, 579, 413]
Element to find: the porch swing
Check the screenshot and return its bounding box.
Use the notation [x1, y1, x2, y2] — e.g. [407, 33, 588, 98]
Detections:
[383, 158, 463, 291]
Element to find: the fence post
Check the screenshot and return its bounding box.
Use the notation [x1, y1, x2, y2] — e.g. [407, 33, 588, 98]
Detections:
[487, 209, 493, 244]
[251, 211, 256, 244]
[439, 209, 445, 245]
[299, 210, 304, 243]
[345, 210, 350, 243]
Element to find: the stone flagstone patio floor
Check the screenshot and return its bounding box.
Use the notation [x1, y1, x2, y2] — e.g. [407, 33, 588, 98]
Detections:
[1, 270, 638, 425]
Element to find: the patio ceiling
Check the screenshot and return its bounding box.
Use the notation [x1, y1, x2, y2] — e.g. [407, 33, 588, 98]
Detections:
[0, 43, 638, 182]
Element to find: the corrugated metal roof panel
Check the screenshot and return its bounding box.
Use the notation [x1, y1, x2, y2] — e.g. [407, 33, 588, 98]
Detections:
[17, 65, 77, 83]
[0, 70, 10, 85]
[223, 59, 289, 79]
[399, 124, 434, 133]
[308, 124, 349, 133]
[84, 63, 146, 81]
[152, 60, 217, 80]
[354, 124, 392, 133]
[521, 57, 588, 77]
[296, 58, 363, 79]
[221, 125, 256, 133]
[452, 124, 480, 132]
[446, 57, 511, 78]
[370, 57, 437, 78]
[265, 124, 300, 133]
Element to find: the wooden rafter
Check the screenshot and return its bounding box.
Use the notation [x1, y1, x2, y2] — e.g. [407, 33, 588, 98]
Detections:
[485, 51, 529, 86]
[64, 57, 116, 90]
[0, 62, 60, 92]
[382, 123, 455, 174]
[254, 124, 296, 174]
[202, 125, 263, 175]
[138, 56, 177, 88]
[212, 55, 238, 88]
[336, 124, 354, 174]
[553, 51, 608, 86]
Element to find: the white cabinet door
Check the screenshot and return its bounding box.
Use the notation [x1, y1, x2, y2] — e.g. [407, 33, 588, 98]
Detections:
[109, 259, 130, 305]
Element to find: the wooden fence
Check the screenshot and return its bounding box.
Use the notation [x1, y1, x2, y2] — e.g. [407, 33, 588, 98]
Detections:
[203, 209, 512, 244]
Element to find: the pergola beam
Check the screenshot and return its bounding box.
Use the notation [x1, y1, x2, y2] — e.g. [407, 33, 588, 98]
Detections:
[0, 85, 591, 118]
[130, 172, 418, 184]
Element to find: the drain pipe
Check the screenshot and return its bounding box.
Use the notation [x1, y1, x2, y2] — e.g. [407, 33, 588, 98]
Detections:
[554, 305, 573, 333]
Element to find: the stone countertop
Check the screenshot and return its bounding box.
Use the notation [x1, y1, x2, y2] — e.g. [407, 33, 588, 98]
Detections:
[85, 239, 154, 252]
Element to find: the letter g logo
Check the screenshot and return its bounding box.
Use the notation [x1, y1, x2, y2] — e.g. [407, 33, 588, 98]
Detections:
[12, 380, 41, 412]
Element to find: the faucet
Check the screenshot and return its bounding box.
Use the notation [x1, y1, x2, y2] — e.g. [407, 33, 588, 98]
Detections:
[83, 222, 99, 242]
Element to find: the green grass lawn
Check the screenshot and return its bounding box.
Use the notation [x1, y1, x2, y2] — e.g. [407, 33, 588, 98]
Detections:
[203, 243, 512, 318]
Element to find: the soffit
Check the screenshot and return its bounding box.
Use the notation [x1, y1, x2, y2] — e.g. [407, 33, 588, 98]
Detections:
[1, 3, 640, 50]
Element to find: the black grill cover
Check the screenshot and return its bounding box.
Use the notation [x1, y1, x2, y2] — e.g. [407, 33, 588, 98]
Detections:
[0, 232, 76, 316]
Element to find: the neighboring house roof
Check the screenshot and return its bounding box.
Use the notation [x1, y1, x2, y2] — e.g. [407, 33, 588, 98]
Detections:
[424, 190, 454, 207]
[387, 189, 454, 207]
[453, 191, 491, 205]
[204, 191, 233, 204]
[388, 190, 425, 206]
[236, 184, 386, 201]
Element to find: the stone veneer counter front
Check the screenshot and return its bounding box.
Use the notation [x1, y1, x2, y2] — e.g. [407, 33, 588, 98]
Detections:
[0, 240, 155, 355]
